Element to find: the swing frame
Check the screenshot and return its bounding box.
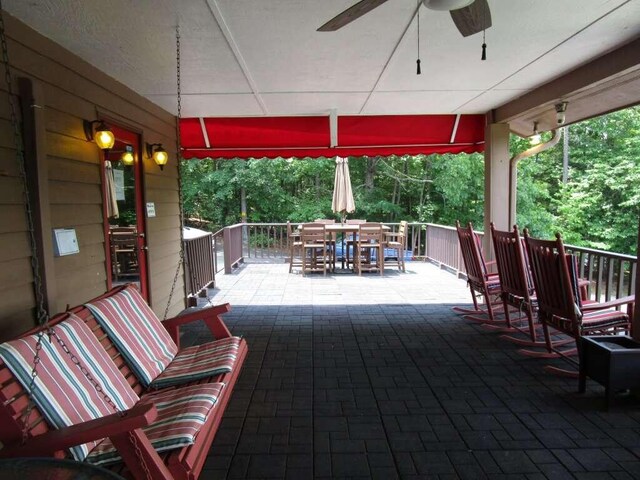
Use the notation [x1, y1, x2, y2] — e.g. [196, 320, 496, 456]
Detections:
[0, 284, 247, 480]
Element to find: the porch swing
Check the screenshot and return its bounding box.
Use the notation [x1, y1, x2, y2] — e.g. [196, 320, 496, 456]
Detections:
[0, 16, 247, 480]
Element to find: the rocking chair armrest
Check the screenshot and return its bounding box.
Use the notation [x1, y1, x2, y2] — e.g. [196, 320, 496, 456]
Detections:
[582, 295, 635, 312]
[163, 303, 232, 343]
[0, 403, 158, 458]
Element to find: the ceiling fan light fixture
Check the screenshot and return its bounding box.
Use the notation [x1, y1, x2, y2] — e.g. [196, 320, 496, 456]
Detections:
[423, 0, 474, 11]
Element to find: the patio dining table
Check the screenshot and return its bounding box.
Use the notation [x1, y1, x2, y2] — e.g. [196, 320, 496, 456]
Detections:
[299, 223, 390, 271]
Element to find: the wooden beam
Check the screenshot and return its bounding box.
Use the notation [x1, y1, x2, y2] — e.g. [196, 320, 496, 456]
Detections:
[18, 77, 57, 317]
[495, 37, 640, 127]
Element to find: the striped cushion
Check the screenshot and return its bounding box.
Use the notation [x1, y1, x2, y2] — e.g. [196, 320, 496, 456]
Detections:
[86, 285, 178, 387]
[150, 337, 242, 389]
[548, 309, 628, 335]
[86, 382, 224, 466]
[0, 314, 139, 462]
[581, 309, 629, 332]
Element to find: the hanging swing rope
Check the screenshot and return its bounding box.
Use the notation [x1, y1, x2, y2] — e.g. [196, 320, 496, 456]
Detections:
[163, 24, 188, 321]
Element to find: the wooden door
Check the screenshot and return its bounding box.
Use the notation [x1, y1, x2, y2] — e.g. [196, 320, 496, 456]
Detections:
[101, 124, 149, 299]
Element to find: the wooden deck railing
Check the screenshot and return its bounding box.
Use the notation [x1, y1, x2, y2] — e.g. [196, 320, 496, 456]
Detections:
[184, 231, 215, 296]
[565, 244, 636, 302]
[210, 221, 636, 303]
[422, 223, 636, 302]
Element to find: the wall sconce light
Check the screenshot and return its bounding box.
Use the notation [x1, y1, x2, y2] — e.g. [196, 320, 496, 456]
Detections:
[83, 120, 115, 151]
[120, 145, 134, 166]
[555, 101, 568, 126]
[146, 143, 169, 170]
[529, 121, 541, 146]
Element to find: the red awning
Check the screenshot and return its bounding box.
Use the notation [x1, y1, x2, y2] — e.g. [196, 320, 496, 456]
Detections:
[180, 114, 485, 159]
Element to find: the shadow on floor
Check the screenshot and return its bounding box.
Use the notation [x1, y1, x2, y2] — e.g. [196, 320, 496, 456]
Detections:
[179, 302, 640, 479]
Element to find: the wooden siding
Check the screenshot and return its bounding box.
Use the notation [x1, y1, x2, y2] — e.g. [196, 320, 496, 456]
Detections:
[0, 13, 184, 341]
[0, 90, 34, 338]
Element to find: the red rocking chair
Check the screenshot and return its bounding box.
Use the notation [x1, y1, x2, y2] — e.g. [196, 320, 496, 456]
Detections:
[490, 223, 573, 356]
[524, 230, 634, 376]
[453, 221, 505, 326]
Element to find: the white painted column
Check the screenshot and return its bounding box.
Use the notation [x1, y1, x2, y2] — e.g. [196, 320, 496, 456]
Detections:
[483, 123, 511, 257]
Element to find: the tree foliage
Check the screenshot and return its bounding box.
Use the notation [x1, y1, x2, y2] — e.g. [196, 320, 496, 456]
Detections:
[181, 106, 640, 255]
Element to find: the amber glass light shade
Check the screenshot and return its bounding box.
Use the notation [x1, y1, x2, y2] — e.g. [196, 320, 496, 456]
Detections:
[153, 147, 169, 170]
[120, 149, 135, 166]
[94, 122, 115, 150]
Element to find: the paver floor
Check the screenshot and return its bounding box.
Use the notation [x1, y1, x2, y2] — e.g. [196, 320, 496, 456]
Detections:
[181, 261, 640, 479]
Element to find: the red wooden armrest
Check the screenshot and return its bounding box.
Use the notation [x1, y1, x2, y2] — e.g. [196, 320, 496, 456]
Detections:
[582, 295, 634, 312]
[0, 403, 157, 458]
[163, 303, 232, 344]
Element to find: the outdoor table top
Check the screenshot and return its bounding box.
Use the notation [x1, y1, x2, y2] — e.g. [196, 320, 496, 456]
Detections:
[296, 223, 390, 232]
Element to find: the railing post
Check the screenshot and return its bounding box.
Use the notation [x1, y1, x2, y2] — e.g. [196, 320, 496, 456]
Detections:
[223, 226, 232, 274]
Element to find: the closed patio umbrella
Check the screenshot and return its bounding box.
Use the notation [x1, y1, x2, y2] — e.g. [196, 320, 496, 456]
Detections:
[104, 160, 119, 219]
[332, 156, 355, 223]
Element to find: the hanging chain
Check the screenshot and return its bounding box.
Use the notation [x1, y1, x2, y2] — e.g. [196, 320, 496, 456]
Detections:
[0, 1, 56, 442]
[416, 1, 421, 75]
[128, 431, 153, 480]
[51, 329, 122, 413]
[0, 3, 48, 327]
[56, 321, 154, 480]
[164, 24, 187, 320]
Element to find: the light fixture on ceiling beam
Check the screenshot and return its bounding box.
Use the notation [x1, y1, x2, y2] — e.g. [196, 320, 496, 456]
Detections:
[83, 120, 115, 151]
[146, 143, 169, 170]
[529, 122, 541, 146]
[555, 101, 568, 125]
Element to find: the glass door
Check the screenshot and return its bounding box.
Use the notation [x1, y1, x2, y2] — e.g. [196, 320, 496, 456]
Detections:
[102, 124, 149, 299]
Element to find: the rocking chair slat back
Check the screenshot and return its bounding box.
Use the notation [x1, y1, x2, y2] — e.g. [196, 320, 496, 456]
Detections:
[490, 224, 532, 300]
[456, 221, 488, 289]
[524, 233, 579, 323]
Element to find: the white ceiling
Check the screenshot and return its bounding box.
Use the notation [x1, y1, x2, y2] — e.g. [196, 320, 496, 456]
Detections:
[4, 0, 640, 118]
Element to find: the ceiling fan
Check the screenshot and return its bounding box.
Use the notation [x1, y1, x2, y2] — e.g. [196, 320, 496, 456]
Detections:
[317, 0, 491, 37]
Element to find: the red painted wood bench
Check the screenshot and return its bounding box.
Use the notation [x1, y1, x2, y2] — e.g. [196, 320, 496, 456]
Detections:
[0, 284, 247, 480]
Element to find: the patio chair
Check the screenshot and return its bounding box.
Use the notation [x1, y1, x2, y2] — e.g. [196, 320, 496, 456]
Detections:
[109, 226, 138, 282]
[315, 218, 337, 271]
[490, 223, 573, 355]
[345, 219, 367, 270]
[385, 220, 407, 272]
[300, 222, 329, 276]
[287, 221, 302, 273]
[524, 230, 634, 376]
[354, 223, 384, 276]
[453, 221, 504, 325]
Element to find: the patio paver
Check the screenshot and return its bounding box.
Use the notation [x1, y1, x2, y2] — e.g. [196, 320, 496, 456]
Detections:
[181, 262, 640, 479]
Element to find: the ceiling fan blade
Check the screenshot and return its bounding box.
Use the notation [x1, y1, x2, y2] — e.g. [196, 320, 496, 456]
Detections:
[450, 0, 491, 37]
[317, 0, 390, 32]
